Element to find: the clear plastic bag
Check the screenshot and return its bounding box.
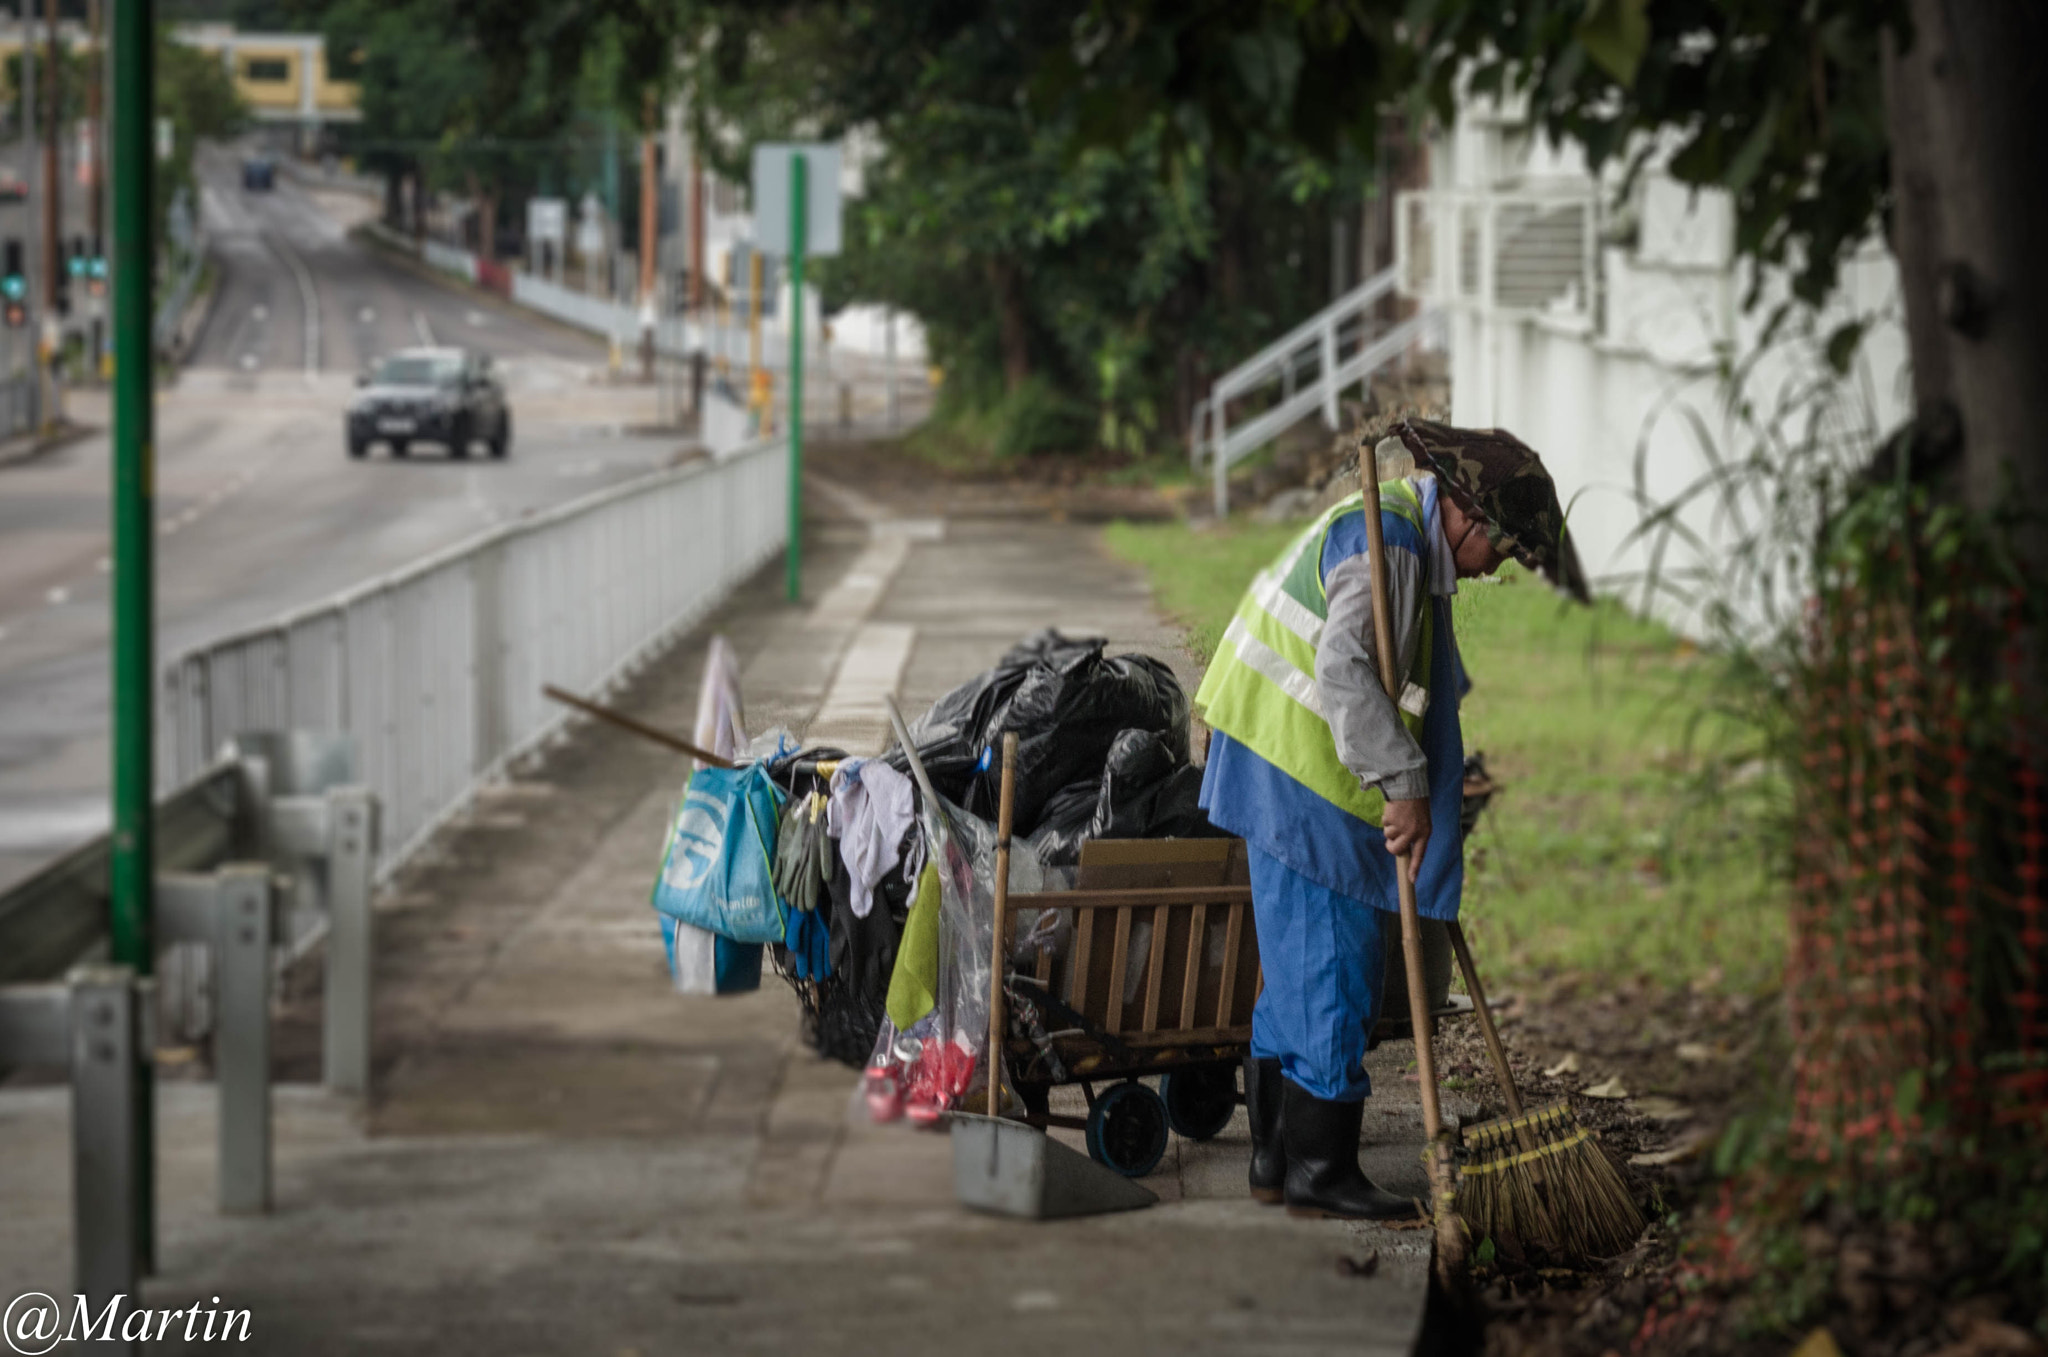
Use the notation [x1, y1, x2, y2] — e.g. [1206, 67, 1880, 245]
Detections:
[861, 795, 1050, 1124]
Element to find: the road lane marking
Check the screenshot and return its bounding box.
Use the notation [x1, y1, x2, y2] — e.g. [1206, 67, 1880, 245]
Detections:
[465, 310, 487, 327]
[253, 303, 269, 320]
[240, 353, 259, 370]
[413, 311, 435, 346]
[262, 227, 321, 381]
[358, 305, 376, 323]
[46, 586, 67, 605]
[95, 557, 110, 573]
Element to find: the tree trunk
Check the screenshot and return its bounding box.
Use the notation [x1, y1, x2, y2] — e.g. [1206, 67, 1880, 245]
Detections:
[988, 257, 1031, 392]
[1883, 0, 2048, 561]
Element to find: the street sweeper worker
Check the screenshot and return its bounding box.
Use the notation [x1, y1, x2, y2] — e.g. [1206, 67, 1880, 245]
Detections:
[1194, 418, 1589, 1221]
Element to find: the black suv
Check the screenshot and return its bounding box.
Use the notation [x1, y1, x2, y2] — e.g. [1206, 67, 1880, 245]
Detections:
[241, 157, 275, 190]
[346, 347, 511, 460]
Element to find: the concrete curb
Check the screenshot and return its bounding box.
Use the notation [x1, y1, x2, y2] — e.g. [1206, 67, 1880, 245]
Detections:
[0, 420, 97, 470]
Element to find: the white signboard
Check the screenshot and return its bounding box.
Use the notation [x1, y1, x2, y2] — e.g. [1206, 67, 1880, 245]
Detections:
[751, 143, 842, 257]
[527, 197, 568, 245]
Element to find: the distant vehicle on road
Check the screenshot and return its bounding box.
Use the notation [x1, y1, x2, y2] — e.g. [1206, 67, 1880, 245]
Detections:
[0, 171, 26, 202]
[241, 157, 276, 191]
[347, 347, 511, 461]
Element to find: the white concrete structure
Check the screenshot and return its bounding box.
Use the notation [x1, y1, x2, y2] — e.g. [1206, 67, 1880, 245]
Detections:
[1398, 101, 1910, 635]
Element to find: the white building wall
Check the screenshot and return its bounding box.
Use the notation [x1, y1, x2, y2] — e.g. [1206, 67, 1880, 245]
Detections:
[1413, 109, 1910, 636]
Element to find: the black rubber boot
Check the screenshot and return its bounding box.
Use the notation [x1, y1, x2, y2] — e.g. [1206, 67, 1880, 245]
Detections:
[1246, 1055, 1285, 1204]
[1281, 1079, 1423, 1221]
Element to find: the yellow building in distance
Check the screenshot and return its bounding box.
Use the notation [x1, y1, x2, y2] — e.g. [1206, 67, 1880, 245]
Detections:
[0, 21, 359, 141]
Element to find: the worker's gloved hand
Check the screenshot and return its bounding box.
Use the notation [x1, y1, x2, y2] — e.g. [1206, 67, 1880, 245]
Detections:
[1381, 798, 1431, 883]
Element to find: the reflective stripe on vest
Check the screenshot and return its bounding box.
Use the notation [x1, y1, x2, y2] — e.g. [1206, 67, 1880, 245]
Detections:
[1193, 480, 1433, 826]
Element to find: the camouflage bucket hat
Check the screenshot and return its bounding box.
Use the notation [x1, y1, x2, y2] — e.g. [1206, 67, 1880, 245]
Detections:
[1394, 418, 1590, 604]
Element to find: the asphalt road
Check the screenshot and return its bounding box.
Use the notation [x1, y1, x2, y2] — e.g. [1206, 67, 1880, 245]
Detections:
[0, 144, 691, 893]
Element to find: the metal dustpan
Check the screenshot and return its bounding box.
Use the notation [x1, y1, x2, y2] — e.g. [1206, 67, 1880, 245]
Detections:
[883, 697, 1157, 1222]
[950, 1113, 1157, 1219]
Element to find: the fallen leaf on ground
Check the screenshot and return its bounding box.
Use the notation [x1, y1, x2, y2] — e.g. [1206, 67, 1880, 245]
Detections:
[1632, 1096, 1691, 1121]
[1629, 1129, 1716, 1166]
[1542, 1053, 1582, 1078]
[1583, 1076, 1630, 1099]
[1790, 1328, 1844, 1357]
[1675, 1041, 1719, 1063]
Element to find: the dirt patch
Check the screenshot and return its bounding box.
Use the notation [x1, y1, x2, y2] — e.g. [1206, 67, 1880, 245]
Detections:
[1443, 979, 2046, 1357]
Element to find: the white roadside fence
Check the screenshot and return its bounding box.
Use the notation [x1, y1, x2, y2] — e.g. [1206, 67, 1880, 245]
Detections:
[161, 437, 786, 880]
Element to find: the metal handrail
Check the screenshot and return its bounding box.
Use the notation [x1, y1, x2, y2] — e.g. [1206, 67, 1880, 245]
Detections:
[161, 434, 789, 884]
[0, 761, 243, 984]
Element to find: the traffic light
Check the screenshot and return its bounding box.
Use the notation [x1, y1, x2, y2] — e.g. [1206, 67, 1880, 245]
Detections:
[66, 236, 86, 280]
[87, 236, 106, 299]
[2, 239, 24, 328]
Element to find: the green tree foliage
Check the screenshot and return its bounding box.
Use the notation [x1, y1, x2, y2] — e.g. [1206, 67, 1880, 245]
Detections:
[688, 2, 1370, 458]
[1056, 0, 1900, 315]
[157, 27, 247, 248]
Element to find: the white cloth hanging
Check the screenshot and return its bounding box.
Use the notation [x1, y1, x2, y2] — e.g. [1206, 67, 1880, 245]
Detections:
[826, 758, 918, 919]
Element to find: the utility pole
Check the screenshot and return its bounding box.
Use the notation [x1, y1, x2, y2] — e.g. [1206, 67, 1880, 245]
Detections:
[88, 0, 104, 377]
[638, 90, 657, 381]
[109, 0, 157, 1272]
[785, 153, 805, 603]
[42, 0, 59, 347]
[19, 0, 36, 417]
[688, 152, 703, 312]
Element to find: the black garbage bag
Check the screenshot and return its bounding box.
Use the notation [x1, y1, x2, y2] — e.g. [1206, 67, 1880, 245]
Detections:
[1087, 728, 1223, 842]
[890, 629, 1107, 806]
[968, 646, 1188, 832]
[1023, 777, 1101, 868]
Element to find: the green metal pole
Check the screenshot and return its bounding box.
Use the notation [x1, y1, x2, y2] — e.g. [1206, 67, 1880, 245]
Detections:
[784, 153, 806, 602]
[109, 0, 154, 1270]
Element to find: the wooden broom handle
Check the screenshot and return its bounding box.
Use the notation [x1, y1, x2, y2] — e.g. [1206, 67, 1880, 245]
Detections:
[1448, 922, 1527, 1121]
[987, 731, 1019, 1117]
[1360, 476, 1450, 1167]
[542, 684, 733, 768]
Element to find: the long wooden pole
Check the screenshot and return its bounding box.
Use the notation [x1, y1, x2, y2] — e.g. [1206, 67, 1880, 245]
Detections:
[1360, 470, 1464, 1276]
[987, 731, 1018, 1116]
[540, 684, 731, 768]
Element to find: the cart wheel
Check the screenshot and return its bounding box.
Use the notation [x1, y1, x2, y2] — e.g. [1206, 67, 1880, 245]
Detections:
[1085, 1080, 1169, 1178]
[1160, 1062, 1240, 1141]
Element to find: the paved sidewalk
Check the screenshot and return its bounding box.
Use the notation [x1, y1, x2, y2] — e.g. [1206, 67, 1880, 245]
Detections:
[0, 447, 1450, 1355]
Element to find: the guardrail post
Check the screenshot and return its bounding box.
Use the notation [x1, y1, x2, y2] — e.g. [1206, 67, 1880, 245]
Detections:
[213, 864, 273, 1215]
[323, 786, 377, 1095]
[70, 964, 142, 1319]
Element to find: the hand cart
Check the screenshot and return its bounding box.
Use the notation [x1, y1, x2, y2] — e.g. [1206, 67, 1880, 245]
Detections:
[983, 738, 1472, 1178]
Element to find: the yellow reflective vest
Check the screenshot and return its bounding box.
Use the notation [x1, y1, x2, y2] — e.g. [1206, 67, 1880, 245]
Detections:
[1192, 480, 1432, 827]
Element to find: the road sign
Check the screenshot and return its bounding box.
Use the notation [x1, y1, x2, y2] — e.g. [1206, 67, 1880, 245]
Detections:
[527, 197, 567, 246]
[750, 143, 841, 257]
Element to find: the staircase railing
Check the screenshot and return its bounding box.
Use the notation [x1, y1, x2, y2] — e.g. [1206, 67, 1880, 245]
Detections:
[1188, 265, 1440, 516]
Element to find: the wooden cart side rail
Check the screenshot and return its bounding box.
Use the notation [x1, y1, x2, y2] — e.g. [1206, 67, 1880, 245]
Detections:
[999, 885, 1255, 914]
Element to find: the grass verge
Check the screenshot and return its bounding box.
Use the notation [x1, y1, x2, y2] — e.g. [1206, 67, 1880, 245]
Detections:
[1104, 516, 1787, 994]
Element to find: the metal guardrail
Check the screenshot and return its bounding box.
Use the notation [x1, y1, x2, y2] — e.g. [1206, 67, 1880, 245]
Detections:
[0, 738, 382, 1317]
[162, 436, 787, 882]
[1188, 265, 1444, 516]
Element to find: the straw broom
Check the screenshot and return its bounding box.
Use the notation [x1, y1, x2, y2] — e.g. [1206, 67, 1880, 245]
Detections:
[1446, 925, 1644, 1261]
[1360, 470, 1467, 1288]
[1360, 462, 1643, 1265]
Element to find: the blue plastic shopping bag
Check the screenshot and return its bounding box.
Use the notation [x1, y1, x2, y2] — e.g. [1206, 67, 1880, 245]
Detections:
[651, 764, 790, 945]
